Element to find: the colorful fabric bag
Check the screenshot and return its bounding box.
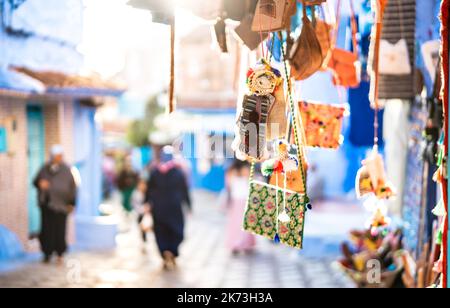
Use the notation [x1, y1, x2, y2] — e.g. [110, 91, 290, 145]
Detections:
[298, 101, 346, 149]
[243, 180, 307, 249]
[378, 0, 411, 75]
[327, 0, 361, 88]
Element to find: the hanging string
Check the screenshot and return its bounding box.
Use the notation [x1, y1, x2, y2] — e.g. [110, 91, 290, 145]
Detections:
[283, 171, 288, 213]
[258, 7, 266, 59]
[280, 36, 309, 205]
[372, 0, 384, 150]
[268, 33, 276, 64]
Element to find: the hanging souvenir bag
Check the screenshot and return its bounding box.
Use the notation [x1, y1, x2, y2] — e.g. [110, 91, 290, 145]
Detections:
[327, 0, 361, 88]
[298, 101, 346, 149]
[234, 14, 269, 51]
[357, 0, 395, 201]
[312, 4, 333, 69]
[243, 43, 310, 250]
[304, 0, 327, 4]
[214, 16, 228, 53]
[289, 1, 324, 80]
[378, 0, 412, 75]
[355, 149, 395, 199]
[251, 0, 297, 32]
[223, 0, 256, 21]
[243, 180, 307, 249]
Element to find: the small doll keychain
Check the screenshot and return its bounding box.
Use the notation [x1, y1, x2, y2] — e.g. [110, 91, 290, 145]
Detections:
[246, 58, 282, 96]
[262, 139, 299, 223]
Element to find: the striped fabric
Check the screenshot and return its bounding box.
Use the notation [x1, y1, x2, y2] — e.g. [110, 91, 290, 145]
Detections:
[239, 94, 274, 159]
[378, 0, 417, 100]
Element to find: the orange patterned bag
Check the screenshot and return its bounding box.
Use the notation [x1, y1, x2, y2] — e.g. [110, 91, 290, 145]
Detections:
[298, 101, 346, 149]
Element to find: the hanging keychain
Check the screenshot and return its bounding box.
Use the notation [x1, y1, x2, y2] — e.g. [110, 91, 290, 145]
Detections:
[355, 0, 394, 234]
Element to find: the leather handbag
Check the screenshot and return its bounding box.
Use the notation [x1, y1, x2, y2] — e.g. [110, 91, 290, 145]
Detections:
[327, 0, 361, 88]
[304, 0, 327, 4]
[378, 0, 411, 75]
[251, 0, 297, 32]
[222, 0, 259, 21]
[234, 14, 269, 50]
[214, 17, 228, 53]
[289, 2, 324, 80]
[312, 4, 333, 69]
[315, 22, 332, 69]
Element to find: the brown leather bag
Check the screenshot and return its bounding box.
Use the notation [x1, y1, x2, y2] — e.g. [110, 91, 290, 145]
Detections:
[304, 0, 327, 4]
[234, 14, 269, 51]
[327, 0, 360, 88]
[251, 0, 297, 32]
[214, 17, 228, 53]
[311, 4, 332, 69]
[289, 2, 323, 80]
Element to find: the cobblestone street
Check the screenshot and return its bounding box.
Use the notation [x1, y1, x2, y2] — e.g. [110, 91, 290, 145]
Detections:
[0, 192, 356, 288]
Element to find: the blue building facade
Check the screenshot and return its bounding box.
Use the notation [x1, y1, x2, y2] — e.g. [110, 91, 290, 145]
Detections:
[0, 0, 123, 258]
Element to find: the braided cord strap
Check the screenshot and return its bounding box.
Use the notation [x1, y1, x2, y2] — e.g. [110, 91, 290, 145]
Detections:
[280, 34, 309, 205]
[249, 159, 256, 182]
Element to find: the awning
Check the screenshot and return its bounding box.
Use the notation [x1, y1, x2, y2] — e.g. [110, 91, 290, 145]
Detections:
[0, 66, 45, 95]
[0, 66, 125, 98]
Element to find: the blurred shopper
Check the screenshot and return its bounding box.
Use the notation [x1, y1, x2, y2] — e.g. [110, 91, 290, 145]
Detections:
[102, 154, 116, 199]
[33, 145, 77, 265]
[117, 158, 139, 213]
[132, 180, 151, 245]
[146, 146, 191, 270]
[223, 160, 255, 255]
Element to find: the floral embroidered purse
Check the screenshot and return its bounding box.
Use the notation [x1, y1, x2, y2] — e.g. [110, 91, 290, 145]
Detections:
[243, 180, 307, 249]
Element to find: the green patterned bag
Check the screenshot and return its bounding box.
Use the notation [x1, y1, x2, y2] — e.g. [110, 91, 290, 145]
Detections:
[243, 180, 307, 249]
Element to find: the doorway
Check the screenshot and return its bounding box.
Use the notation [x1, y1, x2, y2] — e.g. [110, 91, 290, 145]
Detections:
[26, 105, 45, 238]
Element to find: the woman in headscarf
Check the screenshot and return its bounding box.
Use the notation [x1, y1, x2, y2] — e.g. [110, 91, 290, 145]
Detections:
[145, 146, 191, 269]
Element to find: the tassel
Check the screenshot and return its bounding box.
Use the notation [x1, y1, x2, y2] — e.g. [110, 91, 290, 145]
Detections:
[278, 211, 290, 223]
[274, 233, 280, 243]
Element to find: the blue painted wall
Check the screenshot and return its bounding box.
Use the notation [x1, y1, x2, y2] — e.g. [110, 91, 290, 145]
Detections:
[73, 102, 102, 217]
[0, 0, 83, 72]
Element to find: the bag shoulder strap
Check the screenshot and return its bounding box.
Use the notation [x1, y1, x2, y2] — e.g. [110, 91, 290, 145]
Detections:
[333, 0, 358, 55]
[371, 0, 388, 146]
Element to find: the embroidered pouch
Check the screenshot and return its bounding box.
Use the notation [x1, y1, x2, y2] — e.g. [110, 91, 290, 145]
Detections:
[243, 180, 306, 249]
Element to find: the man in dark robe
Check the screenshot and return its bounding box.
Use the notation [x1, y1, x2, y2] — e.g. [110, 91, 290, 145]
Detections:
[33, 145, 77, 264]
[146, 146, 191, 270]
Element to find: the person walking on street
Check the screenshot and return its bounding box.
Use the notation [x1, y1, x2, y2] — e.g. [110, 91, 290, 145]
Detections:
[117, 158, 139, 214]
[33, 145, 78, 265]
[131, 180, 151, 247]
[223, 160, 256, 255]
[146, 146, 191, 270]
